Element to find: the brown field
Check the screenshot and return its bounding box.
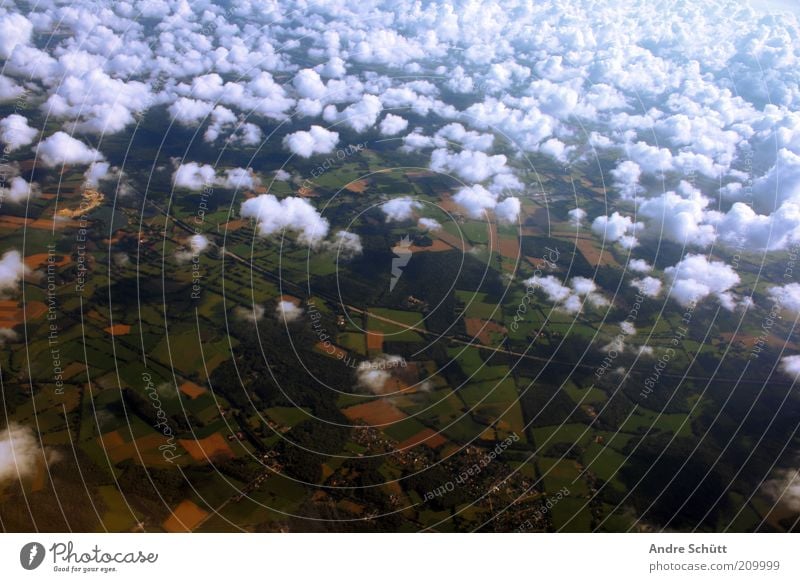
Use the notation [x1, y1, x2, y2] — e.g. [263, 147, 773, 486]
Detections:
[104, 324, 131, 336]
[297, 186, 316, 197]
[163, 500, 209, 532]
[397, 428, 447, 450]
[61, 361, 86, 381]
[23, 253, 70, 269]
[28, 216, 79, 230]
[435, 228, 470, 251]
[574, 237, 619, 268]
[345, 180, 368, 193]
[0, 300, 47, 328]
[342, 399, 408, 425]
[178, 433, 234, 462]
[221, 219, 246, 231]
[497, 234, 520, 261]
[0, 215, 32, 231]
[408, 239, 452, 253]
[366, 331, 384, 351]
[465, 317, 507, 345]
[179, 381, 207, 400]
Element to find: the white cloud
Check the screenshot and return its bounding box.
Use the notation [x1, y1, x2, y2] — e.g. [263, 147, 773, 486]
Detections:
[173, 162, 216, 191]
[0, 114, 37, 151]
[241, 194, 330, 245]
[276, 300, 303, 323]
[36, 132, 104, 167]
[664, 254, 740, 308]
[0, 250, 28, 295]
[379, 113, 409, 136]
[494, 196, 521, 223]
[592, 212, 641, 249]
[762, 468, 800, 512]
[283, 125, 339, 158]
[381, 197, 421, 222]
[234, 303, 266, 324]
[0, 13, 32, 59]
[638, 182, 715, 246]
[526, 274, 608, 314]
[83, 162, 112, 188]
[356, 355, 406, 394]
[325, 230, 363, 259]
[1, 176, 37, 204]
[767, 283, 800, 314]
[628, 259, 653, 273]
[0, 423, 48, 484]
[568, 208, 587, 226]
[418, 217, 442, 232]
[630, 276, 663, 298]
[780, 356, 800, 378]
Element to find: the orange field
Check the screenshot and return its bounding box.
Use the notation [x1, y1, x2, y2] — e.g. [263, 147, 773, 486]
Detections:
[345, 180, 368, 193]
[397, 428, 447, 450]
[179, 381, 207, 400]
[366, 331, 384, 352]
[0, 300, 47, 328]
[342, 399, 408, 425]
[104, 324, 131, 336]
[178, 433, 234, 462]
[465, 317, 507, 345]
[163, 500, 209, 532]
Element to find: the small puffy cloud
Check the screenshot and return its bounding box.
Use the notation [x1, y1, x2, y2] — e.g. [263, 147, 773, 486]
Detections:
[175, 234, 210, 263]
[762, 469, 800, 512]
[173, 162, 216, 190]
[276, 300, 303, 323]
[381, 196, 420, 222]
[418, 217, 441, 231]
[241, 194, 330, 245]
[0, 13, 33, 59]
[0, 328, 17, 346]
[335, 94, 382, 132]
[591, 212, 641, 248]
[83, 162, 112, 188]
[1, 176, 37, 204]
[638, 183, 715, 247]
[325, 230, 363, 259]
[0, 250, 28, 295]
[0, 114, 37, 151]
[234, 303, 266, 324]
[494, 196, 521, 223]
[430, 148, 513, 185]
[36, 132, 104, 167]
[630, 276, 663, 298]
[379, 113, 408, 136]
[664, 254, 740, 308]
[168, 97, 214, 126]
[283, 125, 339, 158]
[611, 160, 643, 200]
[355, 355, 406, 394]
[620, 321, 636, 335]
[767, 283, 800, 314]
[780, 356, 800, 378]
[526, 275, 608, 314]
[568, 208, 587, 226]
[0, 422, 55, 485]
[220, 167, 259, 190]
[452, 184, 496, 218]
[628, 259, 652, 273]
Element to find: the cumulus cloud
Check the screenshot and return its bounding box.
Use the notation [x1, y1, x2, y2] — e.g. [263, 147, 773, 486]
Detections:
[173, 162, 216, 190]
[1, 176, 37, 204]
[241, 194, 330, 245]
[381, 197, 420, 222]
[638, 182, 715, 246]
[325, 230, 363, 258]
[762, 468, 800, 512]
[568, 208, 587, 226]
[379, 113, 409, 136]
[234, 304, 266, 324]
[628, 259, 653, 273]
[664, 254, 740, 308]
[0, 114, 36, 151]
[0, 250, 28, 295]
[631, 276, 663, 298]
[526, 275, 608, 314]
[36, 132, 104, 167]
[767, 283, 800, 314]
[355, 354, 406, 394]
[591, 212, 641, 249]
[418, 217, 442, 231]
[283, 125, 339, 158]
[276, 300, 304, 323]
[0, 423, 54, 485]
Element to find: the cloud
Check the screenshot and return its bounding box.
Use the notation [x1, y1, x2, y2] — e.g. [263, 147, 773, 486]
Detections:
[83, 162, 112, 188]
[330, 94, 382, 132]
[381, 196, 420, 222]
[355, 355, 406, 394]
[767, 283, 800, 314]
[628, 259, 652, 273]
[762, 468, 800, 512]
[1, 176, 37, 204]
[379, 113, 409, 136]
[0, 13, 32, 59]
[36, 132, 104, 167]
[568, 208, 587, 226]
[0, 423, 52, 485]
[494, 197, 521, 223]
[0, 250, 28, 295]
[430, 148, 514, 186]
[630, 276, 663, 298]
[526, 275, 608, 314]
[0, 114, 36, 151]
[233, 304, 266, 323]
[664, 254, 740, 308]
[780, 356, 800, 378]
[418, 217, 441, 231]
[241, 194, 330, 245]
[591, 212, 641, 249]
[325, 230, 363, 258]
[638, 182, 715, 246]
[276, 300, 304, 323]
[283, 125, 339, 158]
[173, 162, 216, 191]
[611, 160, 643, 200]
[452, 184, 497, 219]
